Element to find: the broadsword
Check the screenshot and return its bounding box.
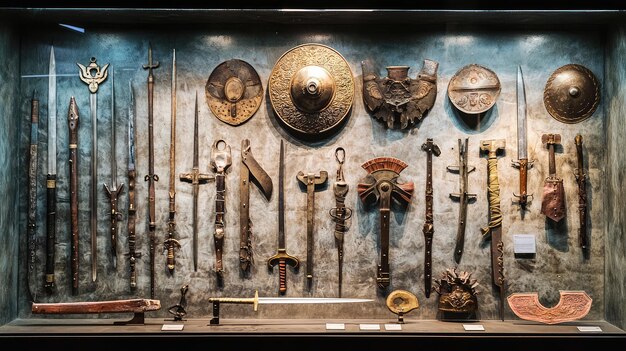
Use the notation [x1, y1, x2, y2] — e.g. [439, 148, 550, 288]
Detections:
[208, 291, 372, 325]
[45, 46, 57, 294]
[512, 66, 534, 218]
[126, 81, 142, 290]
[27, 90, 39, 301]
[103, 69, 124, 269]
[143, 44, 159, 299]
[78, 56, 110, 282]
[164, 49, 181, 273]
[180, 92, 213, 272]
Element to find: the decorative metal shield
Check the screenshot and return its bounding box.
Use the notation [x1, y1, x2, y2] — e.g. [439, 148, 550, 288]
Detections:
[206, 59, 263, 126]
[268, 43, 354, 137]
[544, 64, 600, 124]
[448, 64, 501, 115]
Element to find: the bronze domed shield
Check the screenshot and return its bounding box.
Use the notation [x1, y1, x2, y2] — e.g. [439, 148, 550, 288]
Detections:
[268, 43, 354, 137]
[544, 64, 600, 124]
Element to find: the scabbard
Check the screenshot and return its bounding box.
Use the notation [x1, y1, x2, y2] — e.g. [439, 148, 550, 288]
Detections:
[45, 174, 56, 293]
[214, 173, 226, 280]
[239, 165, 252, 272]
[306, 184, 315, 284]
[575, 136, 588, 258]
[32, 299, 161, 314]
[127, 169, 138, 290]
[453, 193, 468, 264]
[68, 97, 79, 295]
[27, 96, 39, 301]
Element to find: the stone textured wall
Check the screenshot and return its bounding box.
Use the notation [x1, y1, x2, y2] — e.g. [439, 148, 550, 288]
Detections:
[0, 24, 20, 324]
[17, 25, 607, 322]
[606, 26, 626, 330]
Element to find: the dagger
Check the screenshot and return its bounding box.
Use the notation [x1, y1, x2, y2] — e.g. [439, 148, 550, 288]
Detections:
[208, 290, 372, 325]
[78, 56, 110, 282]
[45, 46, 57, 294]
[512, 66, 534, 218]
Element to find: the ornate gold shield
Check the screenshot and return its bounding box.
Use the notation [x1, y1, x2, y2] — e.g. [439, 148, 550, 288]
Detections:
[268, 43, 354, 137]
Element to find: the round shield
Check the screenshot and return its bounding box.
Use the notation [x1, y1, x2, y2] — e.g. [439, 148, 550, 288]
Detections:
[206, 59, 263, 126]
[448, 64, 501, 115]
[544, 64, 600, 124]
[268, 43, 354, 137]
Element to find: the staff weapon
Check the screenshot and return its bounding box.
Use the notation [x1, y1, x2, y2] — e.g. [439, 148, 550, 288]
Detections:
[329, 147, 352, 297]
[68, 97, 80, 295]
[126, 81, 141, 290]
[27, 90, 39, 301]
[45, 46, 57, 294]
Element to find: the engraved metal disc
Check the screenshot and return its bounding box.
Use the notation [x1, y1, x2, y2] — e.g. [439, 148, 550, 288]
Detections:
[269, 43, 354, 136]
[206, 59, 263, 126]
[448, 64, 501, 114]
[543, 64, 600, 124]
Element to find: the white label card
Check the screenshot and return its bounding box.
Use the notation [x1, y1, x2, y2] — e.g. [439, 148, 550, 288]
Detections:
[384, 324, 402, 331]
[161, 324, 184, 331]
[577, 326, 603, 332]
[359, 324, 381, 331]
[326, 323, 345, 330]
[513, 234, 536, 254]
[463, 324, 485, 331]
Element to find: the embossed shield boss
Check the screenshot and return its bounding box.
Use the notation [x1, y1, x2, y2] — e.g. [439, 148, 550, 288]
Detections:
[448, 64, 501, 115]
[268, 43, 354, 136]
[206, 59, 263, 126]
[544, 64, 600, 124]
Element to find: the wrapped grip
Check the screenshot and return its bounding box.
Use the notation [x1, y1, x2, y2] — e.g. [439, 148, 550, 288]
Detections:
[279, 259, 287, 293]
[45, 174, 56, 292]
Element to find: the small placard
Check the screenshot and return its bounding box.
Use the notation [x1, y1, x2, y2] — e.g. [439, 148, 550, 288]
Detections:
[513, 234, 536, 254]
[577, 326, 603, 332]
[463, 324, 485, 331]
[326, 323, 345, 330]
[359, 324, 381, 331]
[161, 324, 184, 331]
[384, 324, 402, 331]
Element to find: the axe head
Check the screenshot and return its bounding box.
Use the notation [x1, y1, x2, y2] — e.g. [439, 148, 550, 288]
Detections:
[357, 157, 413, 206]
[296, 171, 328, 186]
[480, 139, 506, 155]
[541, 133, 561, 145]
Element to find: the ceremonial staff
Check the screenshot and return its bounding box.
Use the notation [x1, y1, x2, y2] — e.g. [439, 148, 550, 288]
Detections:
[126, 81, 141, 290]
[78, 56, 109, 282]
[103, 69, 123, 268]
[45, 46, 57, 294]
[27, 90, 39, 301]
[143, 45, 159, 298]
[164, 49, 181, 273]
[68, 97, 80, 295]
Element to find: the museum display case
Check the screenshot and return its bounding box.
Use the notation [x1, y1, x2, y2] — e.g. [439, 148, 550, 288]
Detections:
[1, 2, 625, 348]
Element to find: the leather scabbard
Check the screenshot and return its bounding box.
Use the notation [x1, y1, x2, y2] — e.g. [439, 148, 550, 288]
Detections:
[215, 173, 226, 280]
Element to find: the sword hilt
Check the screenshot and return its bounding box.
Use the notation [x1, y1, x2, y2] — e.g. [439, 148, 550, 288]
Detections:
[268, 250, 299, 295]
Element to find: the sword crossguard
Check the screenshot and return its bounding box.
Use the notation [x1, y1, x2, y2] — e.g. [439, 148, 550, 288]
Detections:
[268, 250, 300, 294]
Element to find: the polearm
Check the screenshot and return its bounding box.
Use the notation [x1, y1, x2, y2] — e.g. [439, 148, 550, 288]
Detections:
[27, 90, 39, 301]
[77, 56, 110, 282]
[126, 81, 141, 290]
[104, 69, 124, 269]
[68, 97, 80, 295]
[143, 45, 159, 299]
[164, 49, 181, 273]
[45, 46, 57, 294]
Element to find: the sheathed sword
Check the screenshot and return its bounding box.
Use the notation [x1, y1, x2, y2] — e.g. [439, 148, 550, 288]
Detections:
[78, 56, 109, 282]
[103, 69, 123, 269]
[575, 135, 589, 259]
[239, 139, 273, 273]
[421, 138, 440, 298]
[180, 93, 213, 272]
[142, 45, 159, 299]
[512, 66, 534, 217]
[447, 138, 476, 264]
[329, 147, 352, 297]
[27, 90, 39, 301]
[164, 49, 181, 273]
[45, 46, 57, 294]
[68, 97, 80, 295]
[126, 81, 141, 290]
[211, 139, 232, 284]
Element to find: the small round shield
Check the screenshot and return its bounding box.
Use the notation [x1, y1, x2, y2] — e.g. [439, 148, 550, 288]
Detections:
[544, 64, 600, 124]
[268, 43, 354, 137]
[448, 64, 501, 115]
[206, 59, 263, 126]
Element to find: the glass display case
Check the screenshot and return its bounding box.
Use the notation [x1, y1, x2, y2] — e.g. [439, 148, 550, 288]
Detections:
[1, 2, 625, 348]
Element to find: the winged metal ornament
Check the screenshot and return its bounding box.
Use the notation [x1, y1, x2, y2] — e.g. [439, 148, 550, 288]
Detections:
[77, 57, 110, 93]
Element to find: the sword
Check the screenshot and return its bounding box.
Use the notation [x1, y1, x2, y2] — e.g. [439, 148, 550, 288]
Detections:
[103, 69, 124, 269]
[512, 66, 534, 218]
[27, 90, 39, 301]
[574, 135, 589, 259]
[447, 138, 476, 264]
[421, 138, 440, 298]
[180, 93, 213, 272]
[329, 147, 352, 297]
[142, 44, 159, 299]
[68, 97, 80, 295]
[268, 140, 300, 295]
[45, 46, 57, 294]
[208, 291, 372, 325]
[164, 49, 181, 273]
[78, 56, 110, 282]
[126, 81, 142, 290]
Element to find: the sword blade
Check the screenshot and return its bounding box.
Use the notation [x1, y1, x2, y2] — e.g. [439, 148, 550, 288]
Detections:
[258, 297, 373, 305]
[48, 46, 57, 174]
[516, 66, 528, 160]
[128, 81, 136, 171]
[110, 69, 117, 185]
[90, 92, 98, 282]
[278, 140, 285, 249]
